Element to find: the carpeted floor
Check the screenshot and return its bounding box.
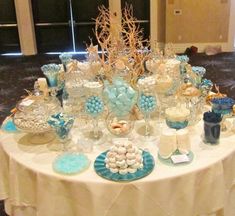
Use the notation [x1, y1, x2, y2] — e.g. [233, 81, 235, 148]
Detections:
[0, 52, 235, 215]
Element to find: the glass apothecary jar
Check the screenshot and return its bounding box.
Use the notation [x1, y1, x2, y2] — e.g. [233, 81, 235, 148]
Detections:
[106, 112, 134, 137]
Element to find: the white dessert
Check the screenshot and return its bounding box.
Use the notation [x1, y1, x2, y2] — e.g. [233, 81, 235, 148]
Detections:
[165, 106, 190, 122]
[145, 59, 161, 73]
[105, 140, 144, 175]
[137, 76, 156, 94]
[155, 74, 173, 93]
[83, 81, 103, 94]
[176, 129, 191, 154]
[109, 118, 131, 135]
[165, 59, 181, 78]
[158, 128, 177, 159]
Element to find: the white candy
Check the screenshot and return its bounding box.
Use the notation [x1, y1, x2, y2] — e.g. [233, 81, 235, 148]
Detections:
[119, 169, 128, 175]
[118, 147, 126, 154]
[107, 152, 116, 158]
[109, 157, 116, 163]
[126, 153, 136, 160]
[116, 160, 126, 167]
[126, 159, 136, 166]
[127, 148, 135, 153]
[128, 168, 137, 173]
[110, 168, 119, 173]
[131, 162, 140, 169]
[116, 154, 126, 161]
[109, 163, 117, 168]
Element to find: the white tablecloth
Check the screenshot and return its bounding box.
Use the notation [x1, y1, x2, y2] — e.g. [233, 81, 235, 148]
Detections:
[1, 120, 235, 216]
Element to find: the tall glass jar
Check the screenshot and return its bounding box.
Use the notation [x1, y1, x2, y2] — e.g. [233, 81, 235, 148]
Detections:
[137, 76, 157, 136]
[84, 81, 104, 139]
[106, 112, 134, 137]
[103, 77, 138, 137]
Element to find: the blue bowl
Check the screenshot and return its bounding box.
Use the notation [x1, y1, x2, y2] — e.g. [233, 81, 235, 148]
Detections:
[166, 119, 188, 130]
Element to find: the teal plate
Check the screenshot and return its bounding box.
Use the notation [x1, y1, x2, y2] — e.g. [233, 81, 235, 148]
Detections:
[158, 150, 194, 166]
[53, 153, 90, 175]
[1, 118, 18, 133]
[94, 151, 155, 182]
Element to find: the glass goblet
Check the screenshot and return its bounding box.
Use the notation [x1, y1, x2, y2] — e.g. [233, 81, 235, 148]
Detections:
[48, 113, 74, 151]
[85, 95, 104, 139]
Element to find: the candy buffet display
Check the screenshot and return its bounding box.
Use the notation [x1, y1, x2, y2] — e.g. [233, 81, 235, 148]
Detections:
[6, 5, 235, 180]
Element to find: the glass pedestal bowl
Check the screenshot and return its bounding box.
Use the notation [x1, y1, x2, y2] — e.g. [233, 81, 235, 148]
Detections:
[13, 96, 61, 144]
[106, 112, 134, 137]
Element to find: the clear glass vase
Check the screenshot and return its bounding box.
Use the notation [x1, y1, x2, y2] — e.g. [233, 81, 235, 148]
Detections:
[137, 76, 157, 137]
[204, 121, 221, 145]
[106, 112, 134, 137]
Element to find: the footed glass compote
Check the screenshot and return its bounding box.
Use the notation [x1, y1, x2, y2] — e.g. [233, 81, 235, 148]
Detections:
[211, 97, 235, 132]
[137, 76, 157, 137]
[41, 64, 61, 96]
[165, 103, 190, 130]
[48, 113, 74, 151]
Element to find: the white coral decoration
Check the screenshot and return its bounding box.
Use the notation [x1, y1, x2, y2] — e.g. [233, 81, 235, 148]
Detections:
[105, 140, 143, 175]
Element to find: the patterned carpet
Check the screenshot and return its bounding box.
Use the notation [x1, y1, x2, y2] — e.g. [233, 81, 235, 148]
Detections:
[0, 52, 235, 215]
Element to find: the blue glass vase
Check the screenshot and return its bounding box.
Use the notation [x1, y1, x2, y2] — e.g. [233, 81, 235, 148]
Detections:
[204, 121, 221, 144]
[48, 113, 74, 151]
[41, 64, 61, 88]
[59, 53, 72, 72]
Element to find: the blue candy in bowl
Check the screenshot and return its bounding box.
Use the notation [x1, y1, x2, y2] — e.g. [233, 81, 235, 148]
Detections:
[165, 105, 190, 130]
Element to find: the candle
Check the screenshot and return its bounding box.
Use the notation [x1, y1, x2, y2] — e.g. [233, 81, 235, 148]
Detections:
[37, 78, 48, 96]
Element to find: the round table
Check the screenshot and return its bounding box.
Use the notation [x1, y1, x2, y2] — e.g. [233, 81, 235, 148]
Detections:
[1, 119, 235, 216]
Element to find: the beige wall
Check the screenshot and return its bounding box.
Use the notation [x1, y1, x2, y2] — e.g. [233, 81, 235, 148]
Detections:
[166, 0, 231, 43]
[157, 0, 166, 43]
[14, 0, 37, 55]
[13, 0, 234, 54]
[150, 0, 166, 48]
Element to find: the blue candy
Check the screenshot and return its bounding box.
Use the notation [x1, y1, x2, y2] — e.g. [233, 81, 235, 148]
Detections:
[85, 96, 104, 117]
[138, 94, 157, 113]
